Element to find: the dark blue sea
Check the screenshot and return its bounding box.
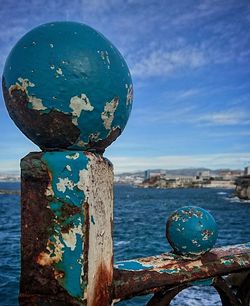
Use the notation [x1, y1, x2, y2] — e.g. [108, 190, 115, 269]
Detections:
[0, 183, 250, 306]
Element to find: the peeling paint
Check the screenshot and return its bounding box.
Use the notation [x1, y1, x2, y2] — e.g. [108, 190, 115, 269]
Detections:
[166, 206, 218, 256]
[69, 94, 94, 125]
[66, 152, 79, 160]
[56, 177, 75, 193]
[56, 67, 63, 75]
[62, 222, 82, 251]
[9, 77, 47, 111]
[115, 260, 153, 271]
[101, 97, 119, 130]
[3, 22, 133, 152]
[37, 235, 64, 266]
[66, 165, 72, 171]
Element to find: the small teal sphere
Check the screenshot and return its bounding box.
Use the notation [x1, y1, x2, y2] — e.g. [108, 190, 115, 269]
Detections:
[2, 22, 133, 152]
[166, 206, 218, 256]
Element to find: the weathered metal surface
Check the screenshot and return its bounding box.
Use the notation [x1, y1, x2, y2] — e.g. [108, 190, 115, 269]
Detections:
[146, 284, 190, 306]
[166, 206, 218, 256]
[146, 276, 247, 306]
[213, 276, 242, 306]
[84, 153, 114, 306]
[19, 151, 113, 305]
[2, 22, 133, 152]
[113, 243, 250, 301]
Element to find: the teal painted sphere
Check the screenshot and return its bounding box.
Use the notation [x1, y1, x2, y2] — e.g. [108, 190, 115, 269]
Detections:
[2, 22, 133, 152]
[166, 206, 218, 256]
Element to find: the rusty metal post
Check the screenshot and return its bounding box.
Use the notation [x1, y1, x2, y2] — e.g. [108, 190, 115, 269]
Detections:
[2, 22, 133, 305]
[19, 151, 113, 305]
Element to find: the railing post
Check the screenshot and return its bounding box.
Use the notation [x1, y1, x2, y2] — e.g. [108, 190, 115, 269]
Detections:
[19, 151, 114, 305]
[2, 21, 133, 305]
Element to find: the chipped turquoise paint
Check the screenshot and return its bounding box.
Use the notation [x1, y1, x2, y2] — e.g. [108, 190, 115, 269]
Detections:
[55, 232, 84, 297]
[158, 268, 179, 274]
[3, 21, 133, 150]
[115, 261, 153, 271]
[191, 278, 214, 286]
[221, 259, 234, 266]
[41, 151, 88, 298]
[166, 206, 218, 256]
[42, 151, 89, 207]
[91, 215, 95, 225]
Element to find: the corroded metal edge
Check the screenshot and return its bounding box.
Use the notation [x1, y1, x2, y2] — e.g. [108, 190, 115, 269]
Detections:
[113, 242, 250, 301]
[19, 152, 82, 305]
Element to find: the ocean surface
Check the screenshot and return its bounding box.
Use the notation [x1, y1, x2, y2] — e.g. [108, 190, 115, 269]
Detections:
[0, 183, 250, 305]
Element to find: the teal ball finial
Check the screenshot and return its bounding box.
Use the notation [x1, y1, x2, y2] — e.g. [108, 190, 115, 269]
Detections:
[2, 22, 133, 152]
[166, 206, 218, 257]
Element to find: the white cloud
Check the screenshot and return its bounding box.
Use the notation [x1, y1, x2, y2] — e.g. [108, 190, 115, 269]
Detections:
[195, 110, 250, 126]
[130, 47, 207, 78]
[108, 153, 250, 173]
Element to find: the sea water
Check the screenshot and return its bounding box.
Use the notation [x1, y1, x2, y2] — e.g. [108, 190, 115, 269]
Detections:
[0, 183, 250, 305]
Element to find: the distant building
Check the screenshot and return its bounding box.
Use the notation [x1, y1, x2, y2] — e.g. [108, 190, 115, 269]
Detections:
[144, 170, 150, 180]
[244, 166, 250, 176]
[198, 170, 210, 178]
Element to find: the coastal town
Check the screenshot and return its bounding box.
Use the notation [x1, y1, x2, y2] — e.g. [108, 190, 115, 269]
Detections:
[115, 167, 250, 200]
[0, 166, 250, 199]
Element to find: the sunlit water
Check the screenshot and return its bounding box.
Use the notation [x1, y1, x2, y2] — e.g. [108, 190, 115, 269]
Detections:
[0, 183, 250, 305]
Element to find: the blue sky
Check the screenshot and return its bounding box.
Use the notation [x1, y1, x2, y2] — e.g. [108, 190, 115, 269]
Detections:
[0, 0, 250, 173]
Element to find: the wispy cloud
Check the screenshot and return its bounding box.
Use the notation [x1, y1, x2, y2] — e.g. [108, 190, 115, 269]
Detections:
[130, 47, 207, 78]
[207, 131, 250, 138]
[195, 110, 250, 126]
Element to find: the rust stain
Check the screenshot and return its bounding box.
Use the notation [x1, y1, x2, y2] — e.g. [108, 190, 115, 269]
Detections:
[87, 127, 121, 154]
[19, 153, 84, 304]
[2, 78, 80, 150]
[90, 263, 112, 306]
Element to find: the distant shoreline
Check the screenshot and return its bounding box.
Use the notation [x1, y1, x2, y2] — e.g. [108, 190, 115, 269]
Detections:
[0, 189, 20, 195]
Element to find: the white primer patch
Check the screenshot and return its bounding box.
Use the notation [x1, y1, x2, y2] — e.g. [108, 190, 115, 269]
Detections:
[29, 96, 47, 111]
[56, 67, 63, 75]
[66, 165, 72, 171]
[77, 169, 89, 196]
[66, 152, 80, 160]
[69, 94, 94, 125]
[62, 223, 82, 251]
[70, 94, 94, 116]
[101, 98, 119, 130]
[56, 177, 75, 193]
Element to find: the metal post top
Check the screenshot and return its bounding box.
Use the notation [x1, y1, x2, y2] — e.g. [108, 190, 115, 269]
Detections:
[2, 21, 133, 153]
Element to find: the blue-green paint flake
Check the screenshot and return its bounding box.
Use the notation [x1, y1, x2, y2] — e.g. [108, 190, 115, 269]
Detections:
[91, 215, 95, 225]
[39, 151, 89, 299]
[115, 260, 153, 271]
[42, 151, 89, 207]
[191, 278, 214, 286]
